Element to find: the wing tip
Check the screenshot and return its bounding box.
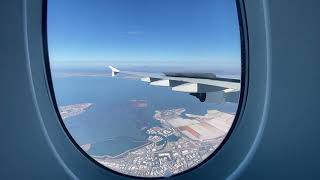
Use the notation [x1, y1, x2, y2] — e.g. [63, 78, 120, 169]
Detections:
[108, 65, 120, 77]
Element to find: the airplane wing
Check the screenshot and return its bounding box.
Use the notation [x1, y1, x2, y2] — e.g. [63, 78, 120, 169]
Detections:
[108, 66, 240, 103]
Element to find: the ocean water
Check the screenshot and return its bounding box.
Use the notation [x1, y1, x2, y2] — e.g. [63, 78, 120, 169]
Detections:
[52, 72, 238, 156]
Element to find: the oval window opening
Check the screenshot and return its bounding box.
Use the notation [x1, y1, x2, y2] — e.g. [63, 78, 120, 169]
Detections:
[47, 0, 243, 178]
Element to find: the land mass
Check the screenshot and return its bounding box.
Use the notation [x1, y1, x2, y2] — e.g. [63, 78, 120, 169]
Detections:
[94, 108, 234, 177]
[59, 103, 93, 120]
[58, 102, 234, 177]
[80, 143, 91, 152]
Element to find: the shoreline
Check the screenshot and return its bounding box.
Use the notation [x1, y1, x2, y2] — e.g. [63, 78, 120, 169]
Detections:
[92, 141, 153, 160]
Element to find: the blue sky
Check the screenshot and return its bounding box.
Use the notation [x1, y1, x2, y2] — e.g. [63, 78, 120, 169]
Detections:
[48, 0, 240, 70]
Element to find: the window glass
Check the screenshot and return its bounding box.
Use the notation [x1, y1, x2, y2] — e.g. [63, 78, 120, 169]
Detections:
[48, 0, 241, 177]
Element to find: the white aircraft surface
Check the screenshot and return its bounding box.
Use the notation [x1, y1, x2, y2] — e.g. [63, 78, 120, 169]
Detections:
[109, 66, 240, 103]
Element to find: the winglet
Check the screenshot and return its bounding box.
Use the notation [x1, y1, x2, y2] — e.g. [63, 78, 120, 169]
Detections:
[108, 66, 120, 77]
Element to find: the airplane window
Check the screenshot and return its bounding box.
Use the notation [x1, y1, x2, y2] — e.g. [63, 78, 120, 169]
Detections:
[47, 0, 242, 177]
